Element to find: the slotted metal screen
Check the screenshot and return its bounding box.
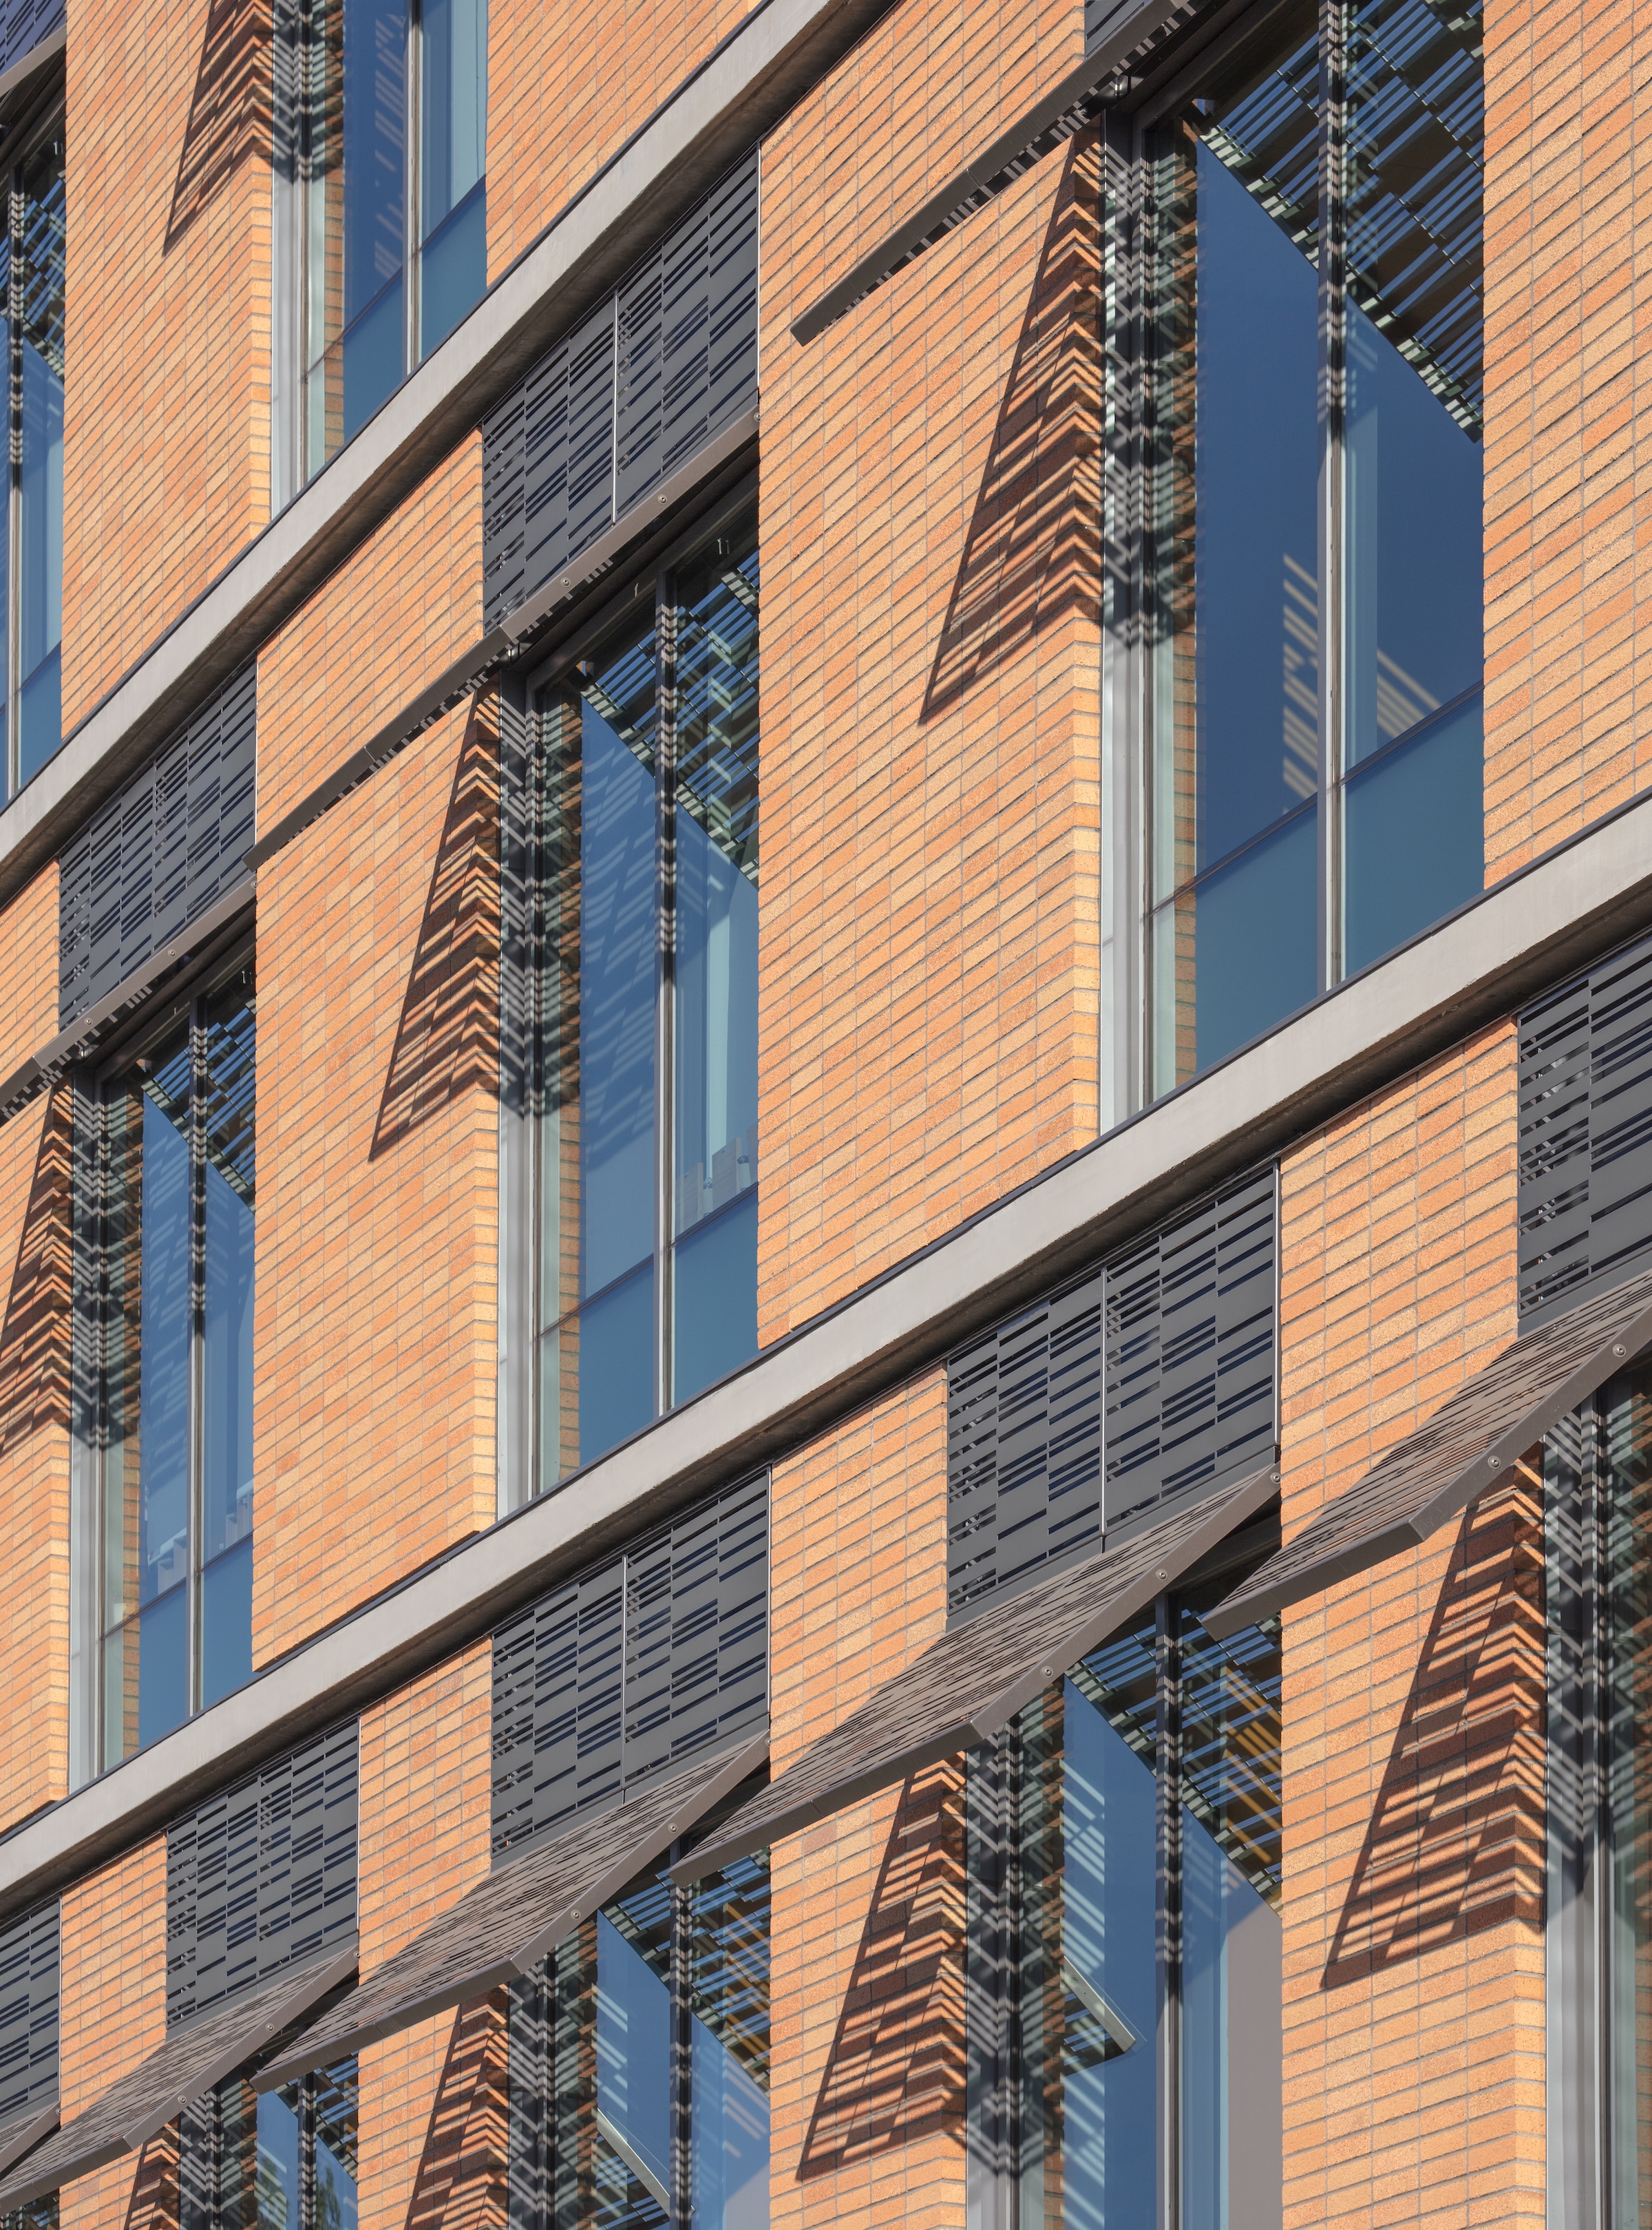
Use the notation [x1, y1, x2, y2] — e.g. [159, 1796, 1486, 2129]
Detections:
[58, 666, 256, 1028]
[947, 1168, 1278, 1617]
[0, 1899, 56, 2123]
[1520, 929, 1652, 1324]
[166, 1721, 359, 2028]
[491, 1475, 768, 1858]
[481, 154, 759, 629]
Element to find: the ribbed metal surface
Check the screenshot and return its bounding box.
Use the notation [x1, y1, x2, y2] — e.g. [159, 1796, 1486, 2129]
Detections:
[1205, 1262, 1652, 1639]
[0, 0, 62, 74]
[492, 1477, 768, 1858]
[255, 1734, 767, 2092]
[1520, 929, 1652, 1324]
[167, 1722, 359, 2028]
[480, 152, 759, 629]
[0, 1900, 56, 2125]
[674, 1462, 1280, 1883]
[58, 665, 255, 1028]
[946, 1169, 1277, 1617]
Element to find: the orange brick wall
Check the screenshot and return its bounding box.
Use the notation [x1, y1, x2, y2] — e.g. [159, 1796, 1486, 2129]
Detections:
[1481, 0, 1652, 876]
[357, 1641, 502, 2230]
[249, 691, 500, 1662]
[58, 1835, 169, 2230]
[485, 0, 747, 280]
[756, 0, 1100, 1341]
[63, 0, 272, 733]
[768, 1369, 968, 2230]
[1275, 1020, 1543, 2225]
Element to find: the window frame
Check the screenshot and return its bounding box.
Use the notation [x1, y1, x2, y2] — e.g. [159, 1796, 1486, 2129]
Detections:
[1095, 0, 1485, 1117]
[72, 936, 257, 1777]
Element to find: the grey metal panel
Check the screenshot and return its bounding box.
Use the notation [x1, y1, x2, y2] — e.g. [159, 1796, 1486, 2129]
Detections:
[0, 1899, 56, 2123]
[1103, 1165, 1276, 1528]
[624, 1471, 767, 1786]
[0, 0, 61, 80]
[1204, 1262, 1652, 1640]
[480, 155, 759, 631]
[167, 1722, 358, 2028]
[0, 1946, 357, 2213]
[58, 666, 256, 1028]
[255, 1734, 768, 2093]
[674, 1462, 1280, 1884]
[0, 2100, 58, 2178]
[491, 1476, 769, 1855]
[1520, 929, 1652, 1323]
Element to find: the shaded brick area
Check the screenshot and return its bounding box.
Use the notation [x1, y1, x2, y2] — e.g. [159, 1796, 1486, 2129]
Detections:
[756, 0, 1100, 1340]
[1276, 1024, 1543, 2227]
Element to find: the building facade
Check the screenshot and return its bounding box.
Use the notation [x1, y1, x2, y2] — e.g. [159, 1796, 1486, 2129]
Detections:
[0, 0, 1638, 2222]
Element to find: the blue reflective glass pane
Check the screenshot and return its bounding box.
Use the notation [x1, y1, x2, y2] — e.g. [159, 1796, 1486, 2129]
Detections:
[1345, 306, 1482, 772]
[1183, 805, 1318, 1073]
[201, 1535, 254, 1709]
[675, 790, 757, 1236]
[595, 1912, 673, 2211]
[254, 2083, 301, 2230]
[1194, 137, 1321, 867]
[340, 273, 405, 445]
[1343, 691, 1482, 975]
[690, 2019, 767, 2230]
[673, 1192, 756, 1405]
[1180, 1818, 1280, 2230]
[418, 180, 485, 356]
[1057, 1679, 1158, 2224]
[578, 1263, 654, 1469]
[313, 2059, 360, 2230]
[343, 0, 405, 330]
[138, 1044, 193, 1608]
[19, 651, 59, 785]
[690, 1849, 769, 2230]
[17, 132, 63, 785]
[202, 978, 255, 1565]
[137, 1586, 189, 1750]
[580, 674, 657, 1301]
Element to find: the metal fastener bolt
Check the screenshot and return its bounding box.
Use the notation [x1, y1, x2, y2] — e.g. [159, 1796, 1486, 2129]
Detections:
[1486, 1453, 1501, 1469]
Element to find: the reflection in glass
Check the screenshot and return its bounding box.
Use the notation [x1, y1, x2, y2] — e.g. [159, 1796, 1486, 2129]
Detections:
[419, 0, 487, 353]
[17, 129, 63, 786]
[690, 1849, 770, 2230]
[185, 2056, 357, 2230]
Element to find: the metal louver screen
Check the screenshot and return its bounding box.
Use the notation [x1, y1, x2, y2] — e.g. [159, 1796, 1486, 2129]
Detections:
[167, 1721, 359, 2028]
[491, 1475, 768, 1858]
[0, 0, 62, 72]
[0, 1899, 56, 2120]
[480, 153, 759, 629]
[946, 1168, 1278, 1618]
[1520, 929, 1652, 1325]
[59, 665, 256, 1028]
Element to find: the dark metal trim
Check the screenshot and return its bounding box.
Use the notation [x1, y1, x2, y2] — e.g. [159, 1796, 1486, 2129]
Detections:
[0, 879, 255, 1126]
[244, 407, 759, 874]
[789, 0, 1180, 344]
[0, 2098, 57, 2179]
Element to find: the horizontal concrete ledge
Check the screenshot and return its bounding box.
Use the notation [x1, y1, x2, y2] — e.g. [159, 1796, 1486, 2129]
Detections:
[0, 0, 889, 909]
[4, 789, 1652, 1915]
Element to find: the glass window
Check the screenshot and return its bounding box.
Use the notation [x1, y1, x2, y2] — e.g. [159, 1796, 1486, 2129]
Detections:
[507, 1805, 770, 2230]
[966, 1546, 1283, 2224]
[0, 107, 65, 802]
[93, 954, 257, 1766]
[1143, 0, 1483, 1092]
[180, 2051, 358, 2230]
[532, 505, 760, 1488]
[298, 0, 487, 478]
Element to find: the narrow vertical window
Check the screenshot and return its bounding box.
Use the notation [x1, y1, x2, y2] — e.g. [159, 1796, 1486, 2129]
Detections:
[531, 503, 759, 1490]
[0, 105, 64, 799]
[95, 954, 257, 1764]
[1140, 0, 1483, 1095]
[295, 0, 485, 480]
[181, 2053, 359, 2230]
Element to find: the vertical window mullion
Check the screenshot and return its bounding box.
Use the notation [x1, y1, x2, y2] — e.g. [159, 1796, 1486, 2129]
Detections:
[668, 1872, 691, 2229]
[1316, 0, 1346, 993]
[404, 0, 420, 378]
[1154, 1590, 1180, 2230]
[187, 998, 206, 1715]
[7, 163, 21, 804]
[655, 571, 677, 1419]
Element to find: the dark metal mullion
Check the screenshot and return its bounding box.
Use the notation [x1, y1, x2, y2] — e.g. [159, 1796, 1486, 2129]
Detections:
[7, 162, 21, 801]
[187, 997, 207, 1716]
[655, 572, 678, 1418]
[1588, 1393, 1615, 2230]
[1316, 0, 1347, 993]
[1155, 1589, 1181, 2230]
[668, 1870, 692, 2229]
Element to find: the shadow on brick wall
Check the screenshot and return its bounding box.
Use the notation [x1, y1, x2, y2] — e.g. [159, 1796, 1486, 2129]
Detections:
[122, 2121, 179, 2230]
[920, 135, 1103, 726]
[403, 1992, 509, 2230]
[1320, 1473, 1545, 1988]
[0, 1089, 70, 1459]
[796, 1759, 966, 2179]
[371, 702, 502, 1161]
[165, 0, 273, 252]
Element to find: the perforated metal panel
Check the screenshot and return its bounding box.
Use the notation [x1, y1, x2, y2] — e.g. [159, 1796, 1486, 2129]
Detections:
[480, 153, 759, 630]
[0, 1900, 56, 2123]
[946, 1169, 1278, 1617]
[0, 0, 62, 73]
[166, 1721, 359, 2028]
[491, 1476, 769, 1858]
[59, 666, 256, 1028]
[1520, 929, 1652, 1323]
